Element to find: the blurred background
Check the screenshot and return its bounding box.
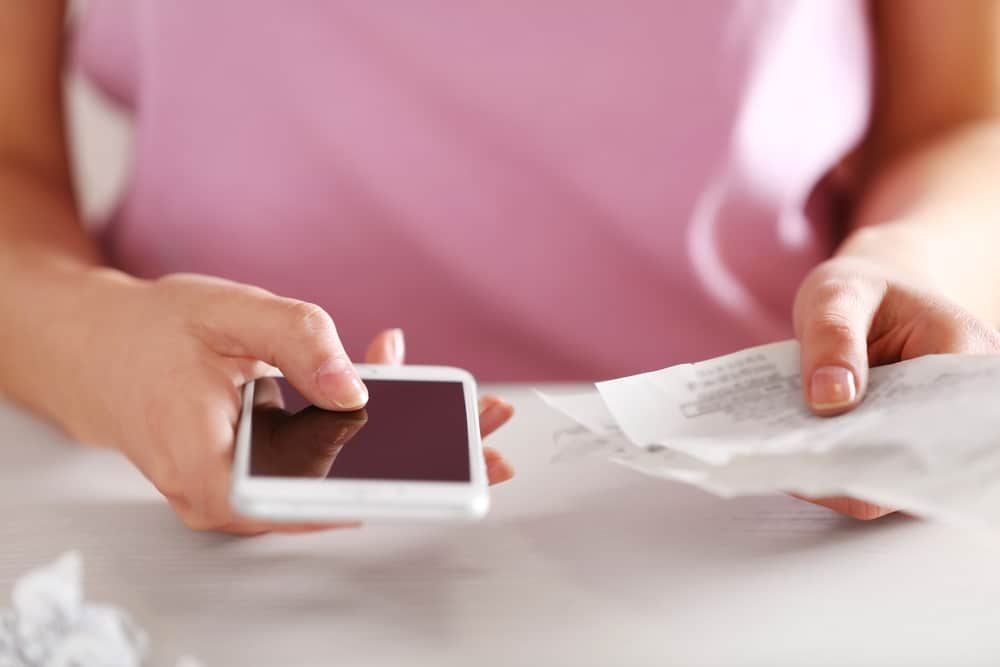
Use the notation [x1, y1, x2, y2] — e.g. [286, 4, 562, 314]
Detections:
[65, 0, 131, 226]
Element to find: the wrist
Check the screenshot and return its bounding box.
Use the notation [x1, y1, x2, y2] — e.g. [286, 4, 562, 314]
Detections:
[0, 262, 147, 442]
[836, 221, 1000, 325]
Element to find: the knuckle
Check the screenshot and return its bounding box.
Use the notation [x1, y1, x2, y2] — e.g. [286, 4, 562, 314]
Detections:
[154, 273, 230, 301]
[795, 268, 879, 338]
[942, 310, 1000, 353]
[169, 497, 220, 531]
[175, 498, 230, 532]
[809, 275, 869, 310]
[809, 311, 858, 346]
[286, 301, 337, 338]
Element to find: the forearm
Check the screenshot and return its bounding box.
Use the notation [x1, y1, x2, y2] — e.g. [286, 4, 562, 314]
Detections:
[837, 120, 1000, 325]
[0, 154, 99, 267]
[0, 158, 136, 421]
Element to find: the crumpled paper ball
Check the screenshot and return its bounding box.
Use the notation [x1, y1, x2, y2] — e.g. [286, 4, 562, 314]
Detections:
[0, 552, 148, 667]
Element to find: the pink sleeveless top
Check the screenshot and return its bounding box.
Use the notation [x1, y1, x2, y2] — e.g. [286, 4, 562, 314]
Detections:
[73, 1, 871, 380]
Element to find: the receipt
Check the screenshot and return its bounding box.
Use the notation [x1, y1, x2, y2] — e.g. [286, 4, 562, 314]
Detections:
[540, 340, 1000, 531]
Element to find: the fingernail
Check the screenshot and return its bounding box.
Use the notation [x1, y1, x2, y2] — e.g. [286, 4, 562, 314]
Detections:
[810, 365, 856, 410]
[486, 458, 514, 482]
[388, 328, 404, 363]
[316, 357, 368, 409]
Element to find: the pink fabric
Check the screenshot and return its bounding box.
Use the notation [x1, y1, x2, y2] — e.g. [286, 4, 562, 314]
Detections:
[73, 1, 872, 381]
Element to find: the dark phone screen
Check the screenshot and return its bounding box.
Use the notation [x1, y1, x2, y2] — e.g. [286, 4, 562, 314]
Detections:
[248, 377, 472, 482]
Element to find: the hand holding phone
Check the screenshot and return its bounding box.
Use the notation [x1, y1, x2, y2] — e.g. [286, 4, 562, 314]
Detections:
[35, 269, 513, 535]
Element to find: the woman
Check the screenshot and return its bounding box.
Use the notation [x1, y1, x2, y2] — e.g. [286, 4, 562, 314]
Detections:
[2, 0, 999, 533]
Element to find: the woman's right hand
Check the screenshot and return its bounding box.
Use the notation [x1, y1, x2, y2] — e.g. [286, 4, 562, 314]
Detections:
[52, 272, 373, 533]
[45, 271, 513, 534]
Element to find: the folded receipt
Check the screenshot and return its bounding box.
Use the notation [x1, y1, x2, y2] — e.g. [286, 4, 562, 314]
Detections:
[540, 340, 1000, 531]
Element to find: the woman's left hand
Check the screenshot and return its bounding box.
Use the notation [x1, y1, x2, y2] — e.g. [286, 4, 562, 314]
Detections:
[793, 255, 1000, 519]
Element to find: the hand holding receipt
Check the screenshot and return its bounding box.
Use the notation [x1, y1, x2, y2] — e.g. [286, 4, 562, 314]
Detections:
[541, 341, 1000, 532]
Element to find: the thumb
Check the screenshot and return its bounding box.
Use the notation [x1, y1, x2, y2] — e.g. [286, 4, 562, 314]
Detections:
[201, 287, 368, 411]
[793, 270, 884, 415]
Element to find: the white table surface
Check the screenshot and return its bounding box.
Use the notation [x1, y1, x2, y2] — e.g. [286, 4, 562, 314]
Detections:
[1, 385, 999, 667]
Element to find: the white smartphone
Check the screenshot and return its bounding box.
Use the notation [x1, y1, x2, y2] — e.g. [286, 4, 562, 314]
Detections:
[230, 365, 489, 522]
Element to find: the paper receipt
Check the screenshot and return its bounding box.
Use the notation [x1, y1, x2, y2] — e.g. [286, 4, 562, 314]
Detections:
[540, 340, 1000, 531]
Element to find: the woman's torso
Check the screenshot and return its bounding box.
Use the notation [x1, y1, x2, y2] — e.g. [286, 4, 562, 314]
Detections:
[74, 0, 871, 380]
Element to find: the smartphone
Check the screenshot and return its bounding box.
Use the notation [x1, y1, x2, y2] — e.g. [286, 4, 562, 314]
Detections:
[230, 365, 489, 522]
